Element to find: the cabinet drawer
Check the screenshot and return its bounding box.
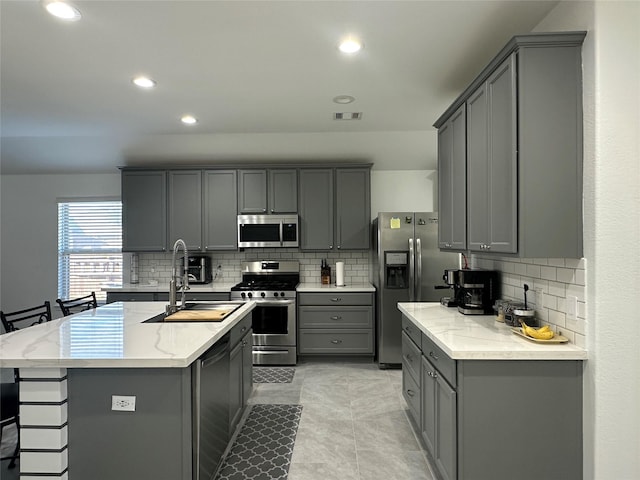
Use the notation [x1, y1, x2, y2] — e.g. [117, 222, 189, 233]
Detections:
[230, 314, 252, 348]
[298, 292, 373, 306]
[422, 333, 456, 387]
[298, 306, 372, 329]
[298, 329, 373, 354]
[401, 315, 422, 348]
[402, 332, 421, 383]
[402, 367, 420, 426]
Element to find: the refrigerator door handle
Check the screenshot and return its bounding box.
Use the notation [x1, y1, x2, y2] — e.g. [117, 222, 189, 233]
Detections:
[409, 237, 415, 301]
[416, 237, 422, 302]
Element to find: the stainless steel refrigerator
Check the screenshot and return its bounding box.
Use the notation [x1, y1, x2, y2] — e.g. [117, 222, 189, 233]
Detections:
[372, 212, 460, 367]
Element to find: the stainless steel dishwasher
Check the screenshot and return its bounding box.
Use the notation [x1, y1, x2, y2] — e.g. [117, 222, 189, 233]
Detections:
[193, 333, 230, 480]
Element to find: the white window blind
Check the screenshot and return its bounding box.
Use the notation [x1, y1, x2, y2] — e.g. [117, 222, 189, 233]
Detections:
[58, 200, 123, 303]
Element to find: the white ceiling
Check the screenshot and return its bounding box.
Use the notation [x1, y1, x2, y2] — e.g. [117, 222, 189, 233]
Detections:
[0, 0, 559, 174]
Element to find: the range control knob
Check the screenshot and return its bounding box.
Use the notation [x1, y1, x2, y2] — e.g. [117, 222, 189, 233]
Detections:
[240, 292, 246, 299]
[247, 292, 253, 298]
[273, 292, 279, 297]
[260, 292, 266, 298]
[279, 292, 285, 297]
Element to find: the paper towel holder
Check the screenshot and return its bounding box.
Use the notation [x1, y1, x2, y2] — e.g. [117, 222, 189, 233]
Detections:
[336, 261, 345, 287]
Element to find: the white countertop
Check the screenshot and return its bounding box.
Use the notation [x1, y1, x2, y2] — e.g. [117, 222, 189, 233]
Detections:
[0, 301, 255, 369]
[296, 282, 375, 292]
[102, 282, 236, 293]
[398, 302, 587, 361]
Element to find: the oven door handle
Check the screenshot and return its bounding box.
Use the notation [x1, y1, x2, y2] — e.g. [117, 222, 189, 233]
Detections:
[249, 299, 296, 306]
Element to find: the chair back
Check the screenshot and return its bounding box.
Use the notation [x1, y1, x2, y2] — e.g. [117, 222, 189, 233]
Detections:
[56, 292, 98, 317]
[1, 301, 53, 333]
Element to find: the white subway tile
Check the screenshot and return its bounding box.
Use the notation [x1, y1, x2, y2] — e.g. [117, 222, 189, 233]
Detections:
[548, 258, 566, 267]
[21, 426, 68, 450]
[548, 281, 566, 298]
[20, 380, 68, 403]
[540, 266, 557, 281]
[549, 309, 566, 328]
[514, 263, 527, 275]
[20, 450, 68, 474]
[526, 264, 541, 278]
[556, 267, 576, 283]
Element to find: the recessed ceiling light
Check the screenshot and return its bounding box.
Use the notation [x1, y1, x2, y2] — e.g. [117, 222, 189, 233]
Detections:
[338, 38, 363, 54]
[333, 95, 355, 105]
[42, 1, 81, 21]
[181, 115, 198, 125]
[132, 76, 156, 89]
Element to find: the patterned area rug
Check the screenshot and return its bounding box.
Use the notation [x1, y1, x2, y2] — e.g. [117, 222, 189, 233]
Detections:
[253, 367, 295, 384]
[215, 404, 303, 480]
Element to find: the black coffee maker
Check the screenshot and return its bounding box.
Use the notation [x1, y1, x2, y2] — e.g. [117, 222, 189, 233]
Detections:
[455, 269, 499, 315]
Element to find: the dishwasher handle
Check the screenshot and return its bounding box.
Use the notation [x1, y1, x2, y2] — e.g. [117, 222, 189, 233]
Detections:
[199, 336, 230, 368]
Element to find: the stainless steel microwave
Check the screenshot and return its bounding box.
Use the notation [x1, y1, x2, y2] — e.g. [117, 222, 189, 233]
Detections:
[237, 214, 299, 248]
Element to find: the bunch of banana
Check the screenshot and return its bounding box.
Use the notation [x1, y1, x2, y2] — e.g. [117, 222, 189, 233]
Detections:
[521, 321, 555, 340]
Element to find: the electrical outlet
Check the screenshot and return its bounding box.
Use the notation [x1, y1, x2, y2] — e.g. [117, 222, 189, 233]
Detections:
[112, 395, 136, 412]
[566, 295, 578, 321]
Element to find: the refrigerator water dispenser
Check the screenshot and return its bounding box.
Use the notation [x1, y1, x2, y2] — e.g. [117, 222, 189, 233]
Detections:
[384, 251, 409, 288]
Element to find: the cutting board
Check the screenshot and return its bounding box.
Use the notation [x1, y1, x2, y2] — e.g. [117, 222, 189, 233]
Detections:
[164, 309, 234, 322]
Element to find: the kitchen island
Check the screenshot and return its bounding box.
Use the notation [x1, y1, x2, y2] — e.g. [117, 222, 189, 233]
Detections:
[398, 302, 586, 480]
[0, 301, 255, 480]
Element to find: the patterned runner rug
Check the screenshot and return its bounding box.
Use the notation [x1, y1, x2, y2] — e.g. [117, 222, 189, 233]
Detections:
[215, 404, 303, 480]
[253, 366, 295, 384]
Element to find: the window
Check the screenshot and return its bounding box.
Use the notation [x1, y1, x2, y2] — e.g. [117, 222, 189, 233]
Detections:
[58, 200, 122, 303]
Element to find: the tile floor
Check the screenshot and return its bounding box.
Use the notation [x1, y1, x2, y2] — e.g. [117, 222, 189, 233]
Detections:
[249, 358, 437, 480]
[0, 359, 437, 480]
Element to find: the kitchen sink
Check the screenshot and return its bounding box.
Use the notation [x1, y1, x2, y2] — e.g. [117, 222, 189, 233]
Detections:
[144, 301, 244, 323]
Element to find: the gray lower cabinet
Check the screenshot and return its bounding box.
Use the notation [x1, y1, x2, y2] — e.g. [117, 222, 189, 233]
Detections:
[122, 170, 167, 252]
[229, 316, 253, 433]
[106, 291, 156, 303]
[437, 104, 466, 251]
[435, 32, 585, 258]
[169, 170, 203, 251]
[401, 316, 583, 480]
[299, 167, 371, 251]
[298, 292, 374, 355]
[204, 170, 238, 250]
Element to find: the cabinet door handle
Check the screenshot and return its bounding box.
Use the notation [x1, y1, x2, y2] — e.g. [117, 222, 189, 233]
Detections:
[330, 315, 342, 320]
[330, 297, 342, 302]
[329, 245, 334, 249]
[429, 351, 439, 361]
[406, 389, 415, 397]
[405, 353, 412, 362]
[428, 371, 438, 378]
[241, 326, 247, 333]
[330, 339, 342, 344]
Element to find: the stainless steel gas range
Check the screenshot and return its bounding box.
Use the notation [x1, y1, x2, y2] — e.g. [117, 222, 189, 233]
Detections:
[230, 261, 299, 365]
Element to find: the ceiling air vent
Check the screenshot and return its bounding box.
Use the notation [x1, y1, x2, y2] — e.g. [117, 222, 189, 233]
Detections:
[333, 112, 362, 120]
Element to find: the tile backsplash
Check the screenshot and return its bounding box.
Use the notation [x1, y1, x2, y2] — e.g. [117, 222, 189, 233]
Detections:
[472, 255, 586, 348]
[137, 249, 370, 287]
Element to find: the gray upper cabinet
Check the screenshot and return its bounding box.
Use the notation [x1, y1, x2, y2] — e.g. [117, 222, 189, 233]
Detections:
[299, 167, 371, 251]
[122, 170, 167, 252]
[238, 170, 267, 213]
[168, 170, 202, 251]
[238, 169, 297, 214]
[204, 170, 238, 251]
[467, 55, 518, 254]
[435, 32, 586, 258]
[335, 168, 370, 250]
[268, 169, 297, 214]
[438, 104, 467, 250]
[299, 168, 334, 250]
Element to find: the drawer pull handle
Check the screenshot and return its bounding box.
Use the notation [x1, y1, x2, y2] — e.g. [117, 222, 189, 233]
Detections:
[330, 316, 342, 320]
[330, 297, 342, 302]
[429, 351, 439, 361]
[241, 326, 247, 333]
[330, 339, 342, 344]
[406, 389, 415, 397]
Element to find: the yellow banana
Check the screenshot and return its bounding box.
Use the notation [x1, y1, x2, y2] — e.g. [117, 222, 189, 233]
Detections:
[520, 321, 555, 340]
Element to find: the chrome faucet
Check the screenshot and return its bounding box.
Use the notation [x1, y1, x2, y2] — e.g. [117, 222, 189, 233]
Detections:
[167, 239, 190, 315]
